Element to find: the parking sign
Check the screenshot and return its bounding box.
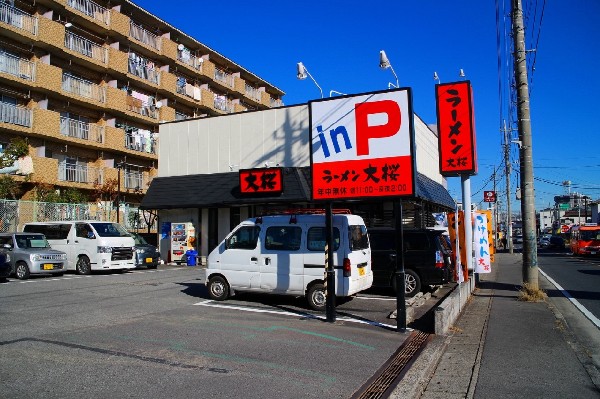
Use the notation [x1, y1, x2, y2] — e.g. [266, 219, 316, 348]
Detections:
[309, 89, 416, 200]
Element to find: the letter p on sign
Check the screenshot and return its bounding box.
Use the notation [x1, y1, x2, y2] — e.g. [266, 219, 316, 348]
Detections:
[355, 100, 401, 156]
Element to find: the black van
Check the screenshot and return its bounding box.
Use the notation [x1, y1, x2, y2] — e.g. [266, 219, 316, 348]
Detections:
[368, 227, 453, 297]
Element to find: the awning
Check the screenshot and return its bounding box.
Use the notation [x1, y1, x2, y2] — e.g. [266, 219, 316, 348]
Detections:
[140, 167, 455, 210]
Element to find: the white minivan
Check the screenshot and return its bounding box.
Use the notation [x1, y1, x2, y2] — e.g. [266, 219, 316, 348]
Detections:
[201, 211, 373, 310]
[23, 221, 135, 274]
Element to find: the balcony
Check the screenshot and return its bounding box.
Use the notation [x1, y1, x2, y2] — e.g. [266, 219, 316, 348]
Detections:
[245, 84, 262, 102]
[124, 130, 157, 154]
[64, 31, 108, 64]
[129, 21, 161, 51]
[124, 171, 147, 190]
[0, 102, 31, 127]
[60, 116, 104, 143]
[0, 51, 35, 81]
[0, 3, 37, 35]
[62, 73, 106, 103]
[128, 53, 160, 85]
[126, 96, 159, 119]
[176, 77, 201, 101]
[177, 47, 203, 71]
[214, 67, 233, 88]
[58, 162, 103, 184]
[270, 97, 283, 108]
[213, 94, 234, 114]
[66, 0, 110, 26]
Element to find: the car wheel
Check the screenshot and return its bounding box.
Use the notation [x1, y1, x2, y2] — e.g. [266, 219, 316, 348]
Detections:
[15, 262, 30, 280]
[76, 255, 91, 275]
[307, 282, 327, 311]
[207, 276, 230, 301]
[392, 270, 421, 297]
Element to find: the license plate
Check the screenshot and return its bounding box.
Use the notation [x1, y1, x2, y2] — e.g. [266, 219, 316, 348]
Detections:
[358, 267, 365, 276]
[43, 264, 54, 270]
[145, 257, 153, 263]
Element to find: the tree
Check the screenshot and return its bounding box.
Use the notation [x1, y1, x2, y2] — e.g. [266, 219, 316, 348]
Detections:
[0, 175, 21, 199]
[0, 137, 29, 168]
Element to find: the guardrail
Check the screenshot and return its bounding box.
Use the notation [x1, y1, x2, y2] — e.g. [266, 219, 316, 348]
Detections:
[60, 117, 104, 143]
[129, 21, 161, 51]
[0, 51, 35, 81]
[66, 0, 110, 25]
[62, 73, 106, 103]
[65, 31, 107, 63]
[0, 3, 38, 35]
[0, 102, 31, 127]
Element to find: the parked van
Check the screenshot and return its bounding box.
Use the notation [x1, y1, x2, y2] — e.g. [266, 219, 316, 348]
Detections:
[368, 227, 453, 297]
[0, 232, 67, 280]
[201, 210, 373, 310]
[22, 221, 135, 274]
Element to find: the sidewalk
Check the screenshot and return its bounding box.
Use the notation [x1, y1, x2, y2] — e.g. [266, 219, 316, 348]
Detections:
[393, 252, 600, 398]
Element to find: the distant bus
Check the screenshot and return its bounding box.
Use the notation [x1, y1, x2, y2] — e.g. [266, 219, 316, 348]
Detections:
[570, 224, 600, 256]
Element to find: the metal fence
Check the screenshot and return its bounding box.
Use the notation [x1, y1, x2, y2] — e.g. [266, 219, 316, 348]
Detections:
[0, 199, 157, 233]
[129, 21, 161, 51]
[62, 73, 106, 103]
[0, 3, 38, 35]
[65, 31, 107, 63]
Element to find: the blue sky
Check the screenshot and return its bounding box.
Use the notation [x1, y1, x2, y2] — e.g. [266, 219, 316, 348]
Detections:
[134, 0, 600, 212]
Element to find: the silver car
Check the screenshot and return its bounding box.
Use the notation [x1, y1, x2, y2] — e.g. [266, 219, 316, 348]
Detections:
[0, 232, 67, 280]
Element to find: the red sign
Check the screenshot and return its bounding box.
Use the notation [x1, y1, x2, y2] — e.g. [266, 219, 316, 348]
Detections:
[239, 167, 283, 195]
[435, 81, 477, 176]
[310, 89, 415, 201]
[483, 191, 497, 202]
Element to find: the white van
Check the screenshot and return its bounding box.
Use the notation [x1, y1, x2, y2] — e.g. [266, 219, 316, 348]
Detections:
[201, 211, 373, 310]
[23, 221, 135, 274]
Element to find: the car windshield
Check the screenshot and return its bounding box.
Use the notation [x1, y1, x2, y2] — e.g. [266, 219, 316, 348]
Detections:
[131, 233, 149, 245]
[15, 234, 51, 249]
[90, 223, 131, 238]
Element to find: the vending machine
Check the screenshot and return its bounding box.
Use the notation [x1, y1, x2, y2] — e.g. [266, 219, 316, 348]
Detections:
[170, 222, 196, 263]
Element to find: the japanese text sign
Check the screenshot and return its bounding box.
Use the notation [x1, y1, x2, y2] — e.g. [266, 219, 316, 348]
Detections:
[483, 190, 497, 202]
[239, 167, 283, 195]
[474, 212, 492, 273]
[435, 81, 477, 176]
[309, 89, 415, 200]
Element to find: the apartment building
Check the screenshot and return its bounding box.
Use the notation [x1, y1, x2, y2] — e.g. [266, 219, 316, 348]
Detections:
[0, 0, 284, 213]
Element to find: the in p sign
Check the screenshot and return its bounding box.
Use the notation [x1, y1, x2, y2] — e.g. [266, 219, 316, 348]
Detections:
[310, 89, 416, 200]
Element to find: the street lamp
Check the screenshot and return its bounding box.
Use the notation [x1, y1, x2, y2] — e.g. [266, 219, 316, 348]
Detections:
[433, 71, 440, 84]
[379, 50, 399, 88]
[296, 62, 323, 98]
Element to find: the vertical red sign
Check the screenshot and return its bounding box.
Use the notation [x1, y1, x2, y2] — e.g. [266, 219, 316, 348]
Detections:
[435, 81, 477, 176]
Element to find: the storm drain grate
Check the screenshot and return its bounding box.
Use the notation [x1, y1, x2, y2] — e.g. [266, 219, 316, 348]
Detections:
[351, 331, 430, 399]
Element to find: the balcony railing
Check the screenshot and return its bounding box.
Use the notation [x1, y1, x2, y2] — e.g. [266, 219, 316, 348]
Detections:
[0, 102, 31, 127]
[66, 0, 110, 25]
[245, 84, 262, 102]
[60, 117, 104, 143]
[124, 171, 146, 190]
[129, 21, 161, 51]
[65, 31, 107, 64]
[0, 3, 38, 35]
[125, 96, 159, 119]
[214, 68, 233, 88]
[214, 94, 234, 113]
[124, 131, 157, 154]
[177, 49, 203, 71]
[58, 162, 103, 184]
[62, 73, 106, 103]
[0, 51, 35, 81]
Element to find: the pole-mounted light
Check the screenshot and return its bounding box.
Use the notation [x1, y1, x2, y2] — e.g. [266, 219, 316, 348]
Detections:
[379, 50, 399, 88]
[433, 71, 440, 84]
[296, 62, 323, 98]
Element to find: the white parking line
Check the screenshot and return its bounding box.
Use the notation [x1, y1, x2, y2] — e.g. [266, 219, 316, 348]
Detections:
[194, 299, 402, 330]
[11, 268, 184, 284]
[539, 268, 600, 328]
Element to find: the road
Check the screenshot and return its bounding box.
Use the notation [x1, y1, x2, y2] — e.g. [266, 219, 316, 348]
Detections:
[0, 266, 426, 398]
[537, 246, 600, 372]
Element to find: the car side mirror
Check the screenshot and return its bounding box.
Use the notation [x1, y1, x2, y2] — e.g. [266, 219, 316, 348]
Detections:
[2, 243, 12, 250]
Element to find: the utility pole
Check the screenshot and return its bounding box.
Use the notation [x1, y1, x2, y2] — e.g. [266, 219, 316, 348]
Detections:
[503, 120, 513, 254]
[512, 0, 538, 288]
